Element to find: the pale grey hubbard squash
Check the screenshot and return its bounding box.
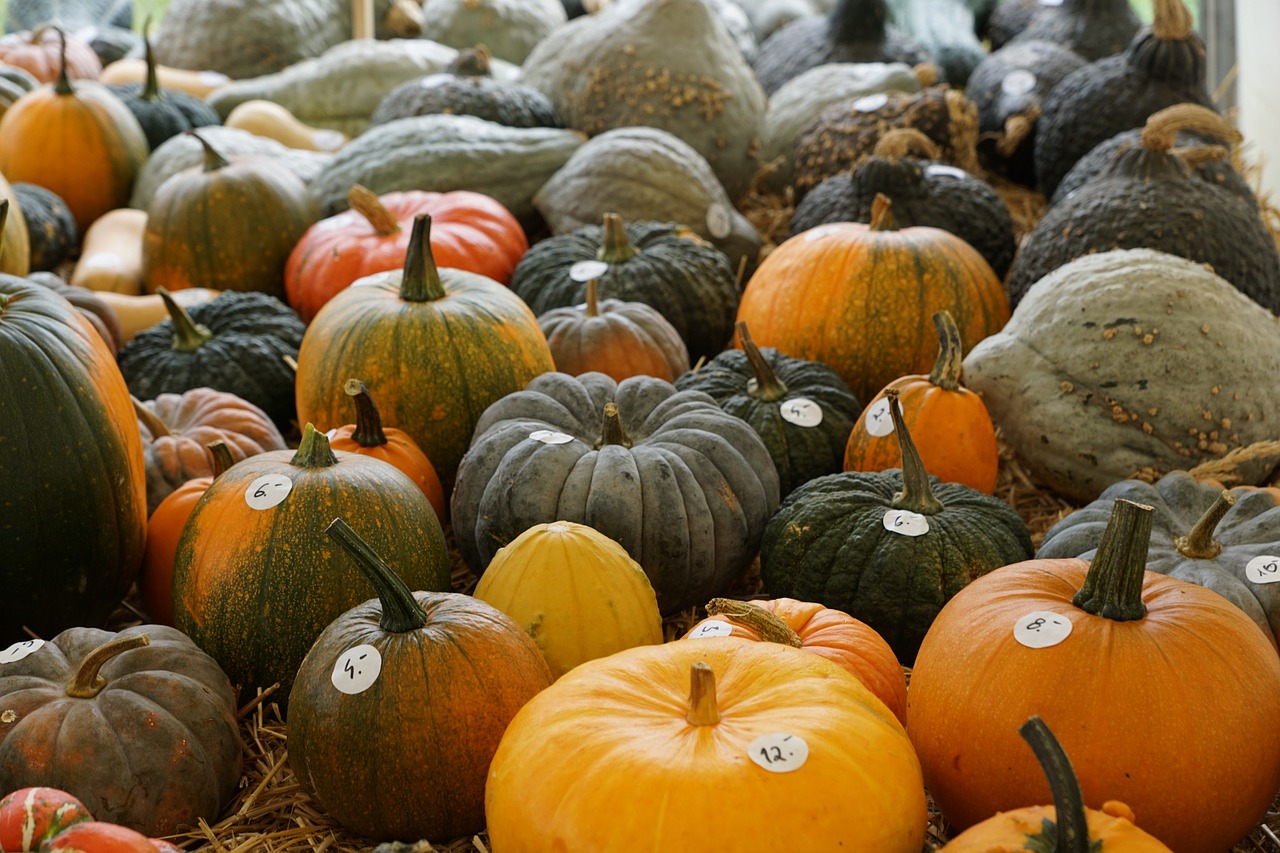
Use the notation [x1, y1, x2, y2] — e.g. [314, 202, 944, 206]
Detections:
[7, 0, 131, 31]
[521, 0, 767, 201]
[419, 0, 567, 65]
[962, 248, 1280, 503]
[707, 0, 760, 63]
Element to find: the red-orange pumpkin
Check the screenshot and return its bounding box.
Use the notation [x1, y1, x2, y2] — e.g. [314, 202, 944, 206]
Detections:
[0, 787, 92, 851]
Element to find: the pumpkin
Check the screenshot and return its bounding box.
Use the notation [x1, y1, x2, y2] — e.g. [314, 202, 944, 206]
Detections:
[906, 499, 1280, 853]
[27, 273, 122, 356]
[884, 0, 985, 85]
[172, 424, 452, 707]
[675, 321, 860, 497]
[991, 0, 1139, 61]
[142, 130, 320, 299]
[844, 310, 997, 494]
[295, 214, 555, 488]
[11, 183, 75, 272]
[939, 717, 1173, 852]
[287, 518, 553, 841]
[37, 822, 157, 853]
[0, 32, 147, 233]
[106, 29, 222, 151]
[761, 388, 1033, 664]
[99, 58, 229, 99]
[511, 213, 739, 363]
[0, 787, 92, 851]
[418, 0, 567, 64]
[450, 371, 780, 615]
[96, 288, 220, 344]
[737, 194, 1008, 403]
[0, 275, 146, 643]
[473, 521, 664, 678]
[118, 290, 305, 432]
[683, 597, 907, 724]
[0, 627, 242, 837]
[7, 0, 133, 33]
[0, 65, 38, 123]
[485, 638, 927, 851]
[284, 184, 527, 323]
[0, 27, 101, 84]
[537, 278, 690, 383]
[83, 26, 140, 69]
[133, 388, 287, 514]
[327, 378, 446, 523]
[140, 441, 234, 627]
[1037, 471, 1280, 649]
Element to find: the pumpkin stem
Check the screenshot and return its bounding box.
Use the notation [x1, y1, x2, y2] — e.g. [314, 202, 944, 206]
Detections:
[734, 321, 789, 401]
[927, 311, 964, 391]
[65, 633, 150, 699]
[1152, 0, 1194, 40]
[207, 440, 235, 478]
[829, 0, 886, 43]
[872, 128, 941, 161]
[1175, 490, 1235, 560]
[141, 17, 161, 102]
[597, 213, 638, 265]
[584, 278, 601, 318]
[344, 378, 389, 447]
[53, 26, 72, 96]
[869, 193, 898, 232]
[705, 598, 802, 648]
[597, 402, 632, 449]
[186, 129, 230, 172]
[291, 422, 339, 468]
[131, 396, 171, 438]
[449, 45, 492, 77]
[1018, 716, 1092, 853]
[1072, 499, 1152, 622]
[400, 214, 447, 303]
[1141, 105, 1240, 153]
[157, 287, 214, 352]
[347, 185, 401, 236]
[887, 389, 943, 515]
[686, 661, 721, 726]
[326, 518, 429, 634]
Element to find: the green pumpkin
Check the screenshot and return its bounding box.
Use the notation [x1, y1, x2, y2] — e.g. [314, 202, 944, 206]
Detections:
[760, 388, 1033, 664]
[107, 31, 222, 151]
[12, 183, 76, 272]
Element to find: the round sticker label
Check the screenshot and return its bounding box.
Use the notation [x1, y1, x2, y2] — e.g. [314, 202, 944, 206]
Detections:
[331, 644, 383, 695]
[198, 71, 231, 86]
[1040, 0, 1063, 5]
[244, 474, 293, 511]
[706, 203, 733, 239]
[0, 639, 44, 665]
[688, 620, 734, 639]
[780, 398, 823, 428]
[748, 733, 809, 773]
[1001, 69, 1038, 97]
[530, 430, 575, 445]
[853, 93, 889, 113]
[1246, 556, 1280, 585]
[864, 398, 895, 437]
[925, 164, 968, 181]
[569, 260, 609, 283]
[883, 509, 929, 537]
[1014, 611, 1073, 649]
[804, 225, 840, 242]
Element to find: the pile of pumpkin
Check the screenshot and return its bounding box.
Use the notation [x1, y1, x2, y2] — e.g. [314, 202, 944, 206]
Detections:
[4, 0, 1280, 849]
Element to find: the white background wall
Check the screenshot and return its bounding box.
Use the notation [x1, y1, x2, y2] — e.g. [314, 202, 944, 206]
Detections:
[1236, 0, 1280, 202]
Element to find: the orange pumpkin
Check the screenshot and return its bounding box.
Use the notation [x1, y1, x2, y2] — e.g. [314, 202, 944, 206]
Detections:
[0, 27, 101, 83]
[844, 309, 998, 493]
[736, 193, 1009, 402]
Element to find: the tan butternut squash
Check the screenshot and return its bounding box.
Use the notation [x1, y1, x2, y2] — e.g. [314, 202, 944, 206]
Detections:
[99, 59, 231, 99]
[224, 101, 348, 152]
[96, 287, 221, 343]
[70, 208, 148, 294]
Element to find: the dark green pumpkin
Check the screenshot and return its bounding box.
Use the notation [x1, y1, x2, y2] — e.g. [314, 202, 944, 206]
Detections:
[12, 183, 76, 272]
[27, 271, 121, 356]
[760, 388, 1033, 664]
[117, 289, 305, 431]
[107, 31, 223, 151]
[986, 0, 1139, 61]
[674, 321, 860, 498]
[510, 213, 739, 362]
[84, 25, 141, 66]
[450, 371, 781, 615]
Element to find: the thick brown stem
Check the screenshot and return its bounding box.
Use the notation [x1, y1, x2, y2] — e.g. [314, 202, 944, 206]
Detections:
[1175, 491, 1235, 560]
[887, 389, 943, 515]
[927, 311, 964, 391]
[1019, 717, 1091, 853]
[291, 423, 338, 468]
[53, 27, 72, 96]
[584, 278, 600, 318]
[326, 518, 428, 633]
[384, 0, 426, 37]
[597, 213, 638, 264]
[344, 378, 389, 447]
[686, 661, 720, 726]
[65, 634, 150, 699]
[157, 288, 214, 352]
[705, 599, 802, 647]
[1152, 0, 1194, 40]
[869, 193, 897, 232]
[187, 129, 230, 172]
[735, 321, 788, 401]
[1073, 499, 1152, 621]
[1141, 105, 1240, 152]
[996, 110, 1039, 158]
[399, 215, 447, 303]
[872, 128, 941, 160]
[131, 397, 171, 438]
[597, 402, 631, 448]
[448, 45, 492, 77]
[207, 440, 234, 478]
[347, 185, 401, 236]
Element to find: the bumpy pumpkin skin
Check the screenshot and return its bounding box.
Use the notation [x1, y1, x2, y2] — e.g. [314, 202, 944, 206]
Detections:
[940, 801, 1173, 852]
[12, 182, 76, 272]
[0, 787, 93, 851]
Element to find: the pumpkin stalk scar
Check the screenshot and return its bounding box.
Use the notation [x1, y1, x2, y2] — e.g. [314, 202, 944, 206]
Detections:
[1072, 499, 1151, 621]
[1174, 490, 1234, 560]
[685, 661, 720, 726]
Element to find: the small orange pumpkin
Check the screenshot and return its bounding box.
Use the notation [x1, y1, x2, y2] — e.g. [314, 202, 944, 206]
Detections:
[0, 27, 101, 83]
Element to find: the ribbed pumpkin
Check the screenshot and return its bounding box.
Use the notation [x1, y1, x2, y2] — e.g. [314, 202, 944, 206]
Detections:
[284, 184, 528, 323]
[327, 378, 445, 523]
[844, 310, 998, 494]
[39, 822, 158, 853]
[907, 499, 1280, 853]
[171, 425, 452, 708]
[0, 787, 92, 851]
[288, 519, 553, 842]
[142, 130, 318, 299]
[0, 274, 147, 643]
[11, 182, 74, 272]
[0, 27, 101, 83]
[294, 214, 555, 488]
[737, 194, 1009, 403]
[473, 521, 664, 678]
[485, 638, 926, 852]
[0, 168, 30, 277]
[537, 278, 690, 382]
[683, 597, 907, 724]
[0, 31, 147, 233]
[28, 272, 121, 356]
[107, 29, 222, 151]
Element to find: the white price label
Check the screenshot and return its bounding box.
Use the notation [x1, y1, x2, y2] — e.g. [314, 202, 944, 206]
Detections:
[748, 733, 809, 773]
[530, 429, 575, 445]
[418, 75, 450, 89]
[803, 225, 839, 242]
[864, 398, 895, 437]
[780, 398, 823, 428]
[688, 620, 734, 639]
[925, 164, 968, 180]
[0, 639, 43, 665]
[1001, 70, 1037, 97]
[197, 71, 231, 86]
[853, 93, 888, 113]
[1014, 611, 1073, 649]
[244, 474, 292, 510]
[1246, 556, 1280, 585]
[1040, 0, 1063, 5]
[79, 252, 122, 270]
[331, 644, 382, 695]
[311, 130, 345, 150]
[325, 428, 338, 440]
[883, 509, 929, 537]
[706, 203, 732, 239]
[569, 260, 609, 283]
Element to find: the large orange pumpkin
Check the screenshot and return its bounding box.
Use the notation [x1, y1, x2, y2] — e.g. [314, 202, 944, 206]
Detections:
[736, 194, 1008, 402]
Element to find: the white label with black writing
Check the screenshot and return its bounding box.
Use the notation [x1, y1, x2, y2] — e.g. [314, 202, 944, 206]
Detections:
[748, 733, 809, 773]
[1014, 611, 1073, 649]
[864, 398, 895, 437]
[780, 398, 823, 428]
[0, 639, 43, 665]
[331, 644, 383, 695]
[688, 620, 734, 639]
[804, 225, 839, 242]
[529, 429, 575, 445]
[1001, 70, 1037, 97]
[569, 260, 609, 283]
[925, 164, 969, 181]
[883, 509, 929, 537]
[1246, 556, 1280, 585]
[244, 474, 293, 510]
[853, 93, 888, 113]
[706, 203, 732, 239]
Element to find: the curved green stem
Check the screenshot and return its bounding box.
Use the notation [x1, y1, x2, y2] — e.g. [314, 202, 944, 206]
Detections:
[1175, 490, 1235, 560]
[1072, 499, 1152, 621]
[326, 518, 428, 633]
[187, 129, 230, 172]
[1018, 716, 1091, 853]
[597, 402, 632, 449]
[887, 389, 943, 515]
[157, 287, 214, 352]
[399, 214, 446, 303]
[65, 634, 150, 698]
[705, 598, 802, 647]
[927, 311, 964, 391]
[596, 213, 638, 264]
[53, 27, 72, 96]
[735, 321, 788, 401]
[141, 17, 161, 102]
[344, 379, 389, 447]
[291, 423, 338, 468]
